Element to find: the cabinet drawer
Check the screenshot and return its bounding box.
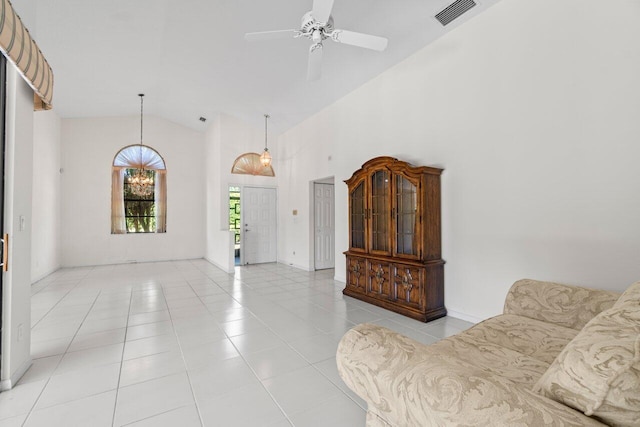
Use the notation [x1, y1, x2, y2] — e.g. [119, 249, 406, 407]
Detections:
[393, 264, 424, 309]
[367, 261, 393, 300]
[346, 256, 367, 294]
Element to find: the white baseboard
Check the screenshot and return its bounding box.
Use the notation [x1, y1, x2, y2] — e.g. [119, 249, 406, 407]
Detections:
[446, 309, 483, 324]
[280, 261, 313, 272]
[1, 357, 32, 391]
[31, 265, 62, 285]
[204, 256, 233, 274]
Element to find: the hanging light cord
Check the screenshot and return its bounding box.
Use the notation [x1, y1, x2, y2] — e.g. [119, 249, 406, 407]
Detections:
[264, 114, 269, 150]
[139, 94, 145, 146]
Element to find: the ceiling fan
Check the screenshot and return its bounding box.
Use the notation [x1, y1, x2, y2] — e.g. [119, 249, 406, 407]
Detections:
[245, 0, 388, 81]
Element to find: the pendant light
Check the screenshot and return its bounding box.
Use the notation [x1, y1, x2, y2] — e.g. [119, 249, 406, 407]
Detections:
[259, 114, 272, 167]
[128, 94, 154, 197]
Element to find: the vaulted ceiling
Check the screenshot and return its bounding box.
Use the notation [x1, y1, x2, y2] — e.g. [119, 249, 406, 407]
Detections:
[13, 0, 499, 133]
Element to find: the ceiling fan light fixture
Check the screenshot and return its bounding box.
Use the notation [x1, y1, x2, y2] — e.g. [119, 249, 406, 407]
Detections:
[244, 0, 388, 81]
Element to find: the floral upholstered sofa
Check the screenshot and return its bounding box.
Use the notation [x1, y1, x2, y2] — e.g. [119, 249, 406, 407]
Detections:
[337, 279, 640, 426]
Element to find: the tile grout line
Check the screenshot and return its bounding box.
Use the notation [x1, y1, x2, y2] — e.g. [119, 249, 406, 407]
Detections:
[187, 265, 296, 426]
[181, 260, 286, 424]
[30, 266, 94, 297]
[30, 277, 87, 330]
[161, 272, 205, 427]
[118, 404, 194, 427]
[110, 286, 135, 427]
[192, 263, 355, 426]
[21, 287, 102, 426]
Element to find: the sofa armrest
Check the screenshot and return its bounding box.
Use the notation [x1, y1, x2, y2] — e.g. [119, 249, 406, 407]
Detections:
[337, 324, 606, 427]
[503, 279, 620, 330]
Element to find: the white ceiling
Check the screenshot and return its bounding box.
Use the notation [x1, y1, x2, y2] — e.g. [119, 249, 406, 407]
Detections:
[14, 0, 499, 133]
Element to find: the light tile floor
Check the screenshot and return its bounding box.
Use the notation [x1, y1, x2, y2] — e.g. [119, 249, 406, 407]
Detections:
[1, 260, 474, 426]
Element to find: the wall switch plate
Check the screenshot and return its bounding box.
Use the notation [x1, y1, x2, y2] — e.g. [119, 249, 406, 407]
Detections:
[19, 215, 25, 231]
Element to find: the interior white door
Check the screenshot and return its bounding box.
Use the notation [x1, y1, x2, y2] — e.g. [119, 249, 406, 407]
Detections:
[243, 187, 277, 264]
[314, 183, 335, 270]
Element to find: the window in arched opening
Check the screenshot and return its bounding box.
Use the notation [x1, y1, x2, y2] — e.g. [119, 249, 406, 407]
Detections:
[111, 145, 167, 234]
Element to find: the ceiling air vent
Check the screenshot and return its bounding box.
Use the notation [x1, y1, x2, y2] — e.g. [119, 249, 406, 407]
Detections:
[435, 0, 477, 26]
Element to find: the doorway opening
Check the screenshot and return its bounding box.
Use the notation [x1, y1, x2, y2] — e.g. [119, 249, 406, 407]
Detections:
[313, 178, 335, 270]
[230, 186, 277, 266]
[229, 186, 241, 266]
[243, 187, 277, 265]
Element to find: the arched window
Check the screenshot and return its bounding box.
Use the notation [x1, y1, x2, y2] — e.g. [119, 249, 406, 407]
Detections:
[111, 145, 167, 234]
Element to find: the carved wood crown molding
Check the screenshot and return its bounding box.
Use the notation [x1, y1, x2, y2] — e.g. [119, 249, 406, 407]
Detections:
[344, 156, 443, 186]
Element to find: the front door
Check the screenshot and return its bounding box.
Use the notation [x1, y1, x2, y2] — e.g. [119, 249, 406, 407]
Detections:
[314, 183, 334, 270]
[243, 187, 277, 264]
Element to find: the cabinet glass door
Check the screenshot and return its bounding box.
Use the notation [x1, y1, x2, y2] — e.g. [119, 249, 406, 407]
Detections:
[370, 170, 390, 253]
[350, 181, 366, 250]
[395, 175, 418, 256]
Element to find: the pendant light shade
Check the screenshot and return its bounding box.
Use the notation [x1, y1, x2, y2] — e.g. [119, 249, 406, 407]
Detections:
[260, 114, 272, 167]
[259, 150, 272, 167]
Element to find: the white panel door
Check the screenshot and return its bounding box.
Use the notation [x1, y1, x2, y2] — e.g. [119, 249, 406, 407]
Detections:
[243, 187, 277, 264]
[314, 183, 335, 270]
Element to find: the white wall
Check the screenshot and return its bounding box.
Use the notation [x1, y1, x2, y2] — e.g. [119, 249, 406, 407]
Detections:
[204, 114, 231, 271]
[1, 67, 35, 389]
[32, 110, 62, 282]
[61, 116, 205, 266]
[277, 125, 336, 271]
[204, 114, 278, 271]
[277, 0, 640, 321]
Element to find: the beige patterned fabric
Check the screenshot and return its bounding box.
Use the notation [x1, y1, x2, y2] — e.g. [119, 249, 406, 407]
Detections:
[338, 323, 605, 426]
[614, 281, 640, 308]
[455, 314, 578, 365]
[534, 295, 640, 426]
[426, 318, 573, 386]
[504, 279, 620, 330]
[336, 279, 625, 426]
[0, 0, 54, 109]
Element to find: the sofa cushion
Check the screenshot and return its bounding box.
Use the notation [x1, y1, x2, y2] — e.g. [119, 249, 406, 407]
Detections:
[504, 279, 621, 330]
[614, 281, 640, 308]
[533, 295, 640, 426]
[459, 314, 579, 365]
[426, 314, 579, 388]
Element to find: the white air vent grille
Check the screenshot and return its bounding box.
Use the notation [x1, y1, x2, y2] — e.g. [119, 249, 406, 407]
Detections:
[435, 0, 477, 26]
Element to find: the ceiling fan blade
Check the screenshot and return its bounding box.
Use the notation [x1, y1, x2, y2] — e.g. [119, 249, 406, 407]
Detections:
[245, 30, 297, 42]
[312, 0, 335, 23]
[307, 44, 323, 81]
[331, 29, 388, 51]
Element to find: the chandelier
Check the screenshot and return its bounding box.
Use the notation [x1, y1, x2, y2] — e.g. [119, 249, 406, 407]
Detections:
[128, 169, 154, 197]
[260, 114, 272, 167]
[128, 94, 155, 197]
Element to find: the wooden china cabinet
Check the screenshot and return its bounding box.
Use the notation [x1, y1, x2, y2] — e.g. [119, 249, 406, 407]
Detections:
[343, 156, 446, 322]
